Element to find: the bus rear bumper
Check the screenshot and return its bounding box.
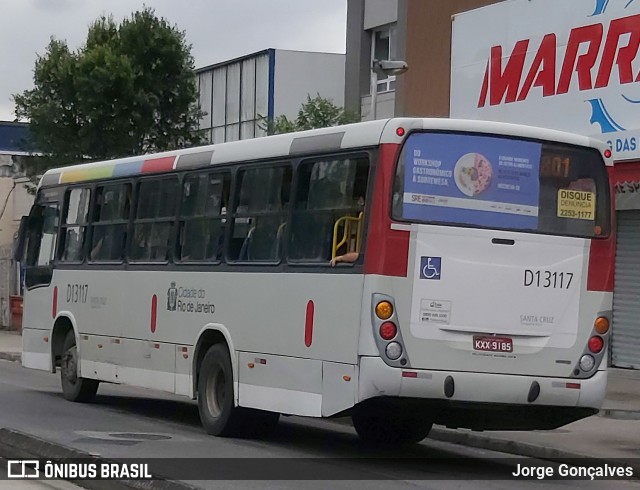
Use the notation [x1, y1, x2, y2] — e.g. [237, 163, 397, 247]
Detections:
[358, 356, 607, 413]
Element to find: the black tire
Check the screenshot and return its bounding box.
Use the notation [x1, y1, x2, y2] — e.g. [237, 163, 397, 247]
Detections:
[60, 330, 99, 402]
[198, 344, 243, 436]
[352, 406, 432, 445]
[198, 344, 279, 437]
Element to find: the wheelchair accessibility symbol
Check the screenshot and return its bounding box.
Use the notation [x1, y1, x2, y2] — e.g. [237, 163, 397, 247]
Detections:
[420, 256, 441, 280]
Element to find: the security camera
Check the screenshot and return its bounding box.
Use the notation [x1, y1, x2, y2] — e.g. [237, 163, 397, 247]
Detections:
[372, 59, 408, 76]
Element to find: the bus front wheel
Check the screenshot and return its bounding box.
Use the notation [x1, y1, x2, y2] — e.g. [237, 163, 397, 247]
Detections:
[60, 331, 99, 402]
[351, 406, 432, 445]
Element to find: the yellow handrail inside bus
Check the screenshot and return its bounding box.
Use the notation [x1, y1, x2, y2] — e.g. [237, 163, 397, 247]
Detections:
[332, 212, 363, 261]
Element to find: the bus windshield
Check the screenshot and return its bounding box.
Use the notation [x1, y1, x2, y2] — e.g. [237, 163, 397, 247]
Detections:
[392, 131, 610, 238]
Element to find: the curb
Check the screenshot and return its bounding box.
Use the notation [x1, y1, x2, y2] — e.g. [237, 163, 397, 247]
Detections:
[427, 427, 640, 475]
[0, 428, 199, 490]
[0, 352, 20, 362]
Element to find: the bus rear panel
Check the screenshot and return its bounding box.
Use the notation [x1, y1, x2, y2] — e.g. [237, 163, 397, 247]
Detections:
[358, 127, 612, 430]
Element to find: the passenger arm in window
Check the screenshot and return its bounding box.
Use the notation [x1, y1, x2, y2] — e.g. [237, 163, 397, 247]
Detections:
[330, 251, 359, 267]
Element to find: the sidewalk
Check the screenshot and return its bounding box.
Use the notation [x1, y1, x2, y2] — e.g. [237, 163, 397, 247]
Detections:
[0, 329, 638, 469]
[0, 329, 21, 362]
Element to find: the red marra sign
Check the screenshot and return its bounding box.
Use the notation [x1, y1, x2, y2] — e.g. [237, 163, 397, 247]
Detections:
[478, 13, 640, 107]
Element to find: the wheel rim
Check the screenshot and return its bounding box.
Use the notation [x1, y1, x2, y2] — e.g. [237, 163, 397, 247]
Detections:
[62, 345, 78, 385]
[204, 364, 225, 418]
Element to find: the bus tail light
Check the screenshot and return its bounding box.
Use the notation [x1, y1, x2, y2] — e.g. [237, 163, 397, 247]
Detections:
[579, 354, 596, 372]
[572, 312, 609, 378]
[588, 336, 604, 354]
[375, 301, 393, 320]
[372, 293, 410, 367]
[379, 322, 397, 340]
[385, 342, 403, 360]
[594, 316, 609, 334]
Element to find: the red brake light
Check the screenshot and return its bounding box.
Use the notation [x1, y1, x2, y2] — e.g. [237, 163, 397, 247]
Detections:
[396, 127, 405, 137]
[588, 336, 604, 353]
[604, 149, 612, 158]
[379, 322, 397, 340]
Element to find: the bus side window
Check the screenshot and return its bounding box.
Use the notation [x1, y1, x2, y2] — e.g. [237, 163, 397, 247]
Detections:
[60, 187, 91, 262]
[89, 183, 131, 262]
[130, 178, 178, 262]
[289, 155, 369, 263]
[178, 171, 230, 262]
[228, 165, 291, 262]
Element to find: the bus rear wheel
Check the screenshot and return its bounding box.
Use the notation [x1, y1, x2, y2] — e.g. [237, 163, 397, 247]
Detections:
[60, 331, 99, 402]
[197, 344, 279, 437]
[351, 406, 432, 445]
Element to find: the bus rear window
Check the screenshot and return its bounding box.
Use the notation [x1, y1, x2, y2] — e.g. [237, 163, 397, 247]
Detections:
[392, 132, 610, 238]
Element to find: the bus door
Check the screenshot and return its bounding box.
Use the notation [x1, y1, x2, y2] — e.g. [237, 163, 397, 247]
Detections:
[21, 200, 60, 289]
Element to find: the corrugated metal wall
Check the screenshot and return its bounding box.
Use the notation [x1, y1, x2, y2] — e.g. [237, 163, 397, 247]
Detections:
[612, 210, 640, 369]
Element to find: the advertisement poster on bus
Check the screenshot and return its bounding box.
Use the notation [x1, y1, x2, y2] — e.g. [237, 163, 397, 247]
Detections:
[450, 0, 640, 161]
[403, 133, 541, 230]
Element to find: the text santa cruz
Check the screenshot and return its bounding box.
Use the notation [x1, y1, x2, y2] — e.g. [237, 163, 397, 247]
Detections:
[478, 13, 640, 107]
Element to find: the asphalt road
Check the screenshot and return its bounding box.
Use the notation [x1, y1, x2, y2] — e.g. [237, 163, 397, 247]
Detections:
[0, 358, 637, 490]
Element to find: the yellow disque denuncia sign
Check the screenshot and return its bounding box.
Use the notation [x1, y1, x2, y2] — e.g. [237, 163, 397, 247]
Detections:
[557, 189, 596, 220]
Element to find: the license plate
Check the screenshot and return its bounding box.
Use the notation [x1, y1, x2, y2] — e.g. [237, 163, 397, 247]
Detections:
[473, 336, 513, 353]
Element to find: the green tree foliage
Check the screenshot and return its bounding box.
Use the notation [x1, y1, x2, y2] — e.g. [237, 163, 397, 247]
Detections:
[14, 8, 203, 171]
[263, 94, 359, 135]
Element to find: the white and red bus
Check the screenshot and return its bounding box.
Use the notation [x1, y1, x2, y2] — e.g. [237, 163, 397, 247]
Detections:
[16, 118, 615, 443]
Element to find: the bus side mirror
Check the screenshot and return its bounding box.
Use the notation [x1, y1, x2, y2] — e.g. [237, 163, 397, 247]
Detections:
[13, 216, 28, 262]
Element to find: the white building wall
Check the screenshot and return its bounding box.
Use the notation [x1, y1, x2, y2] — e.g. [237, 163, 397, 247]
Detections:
[0, 171, 32, 326]
[0, 156, 33, 247]
[273, 50, 345, 121]
[11, 179, 32, 237]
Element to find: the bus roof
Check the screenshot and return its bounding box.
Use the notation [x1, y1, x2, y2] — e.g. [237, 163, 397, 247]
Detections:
[38, 118, 611, 188]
